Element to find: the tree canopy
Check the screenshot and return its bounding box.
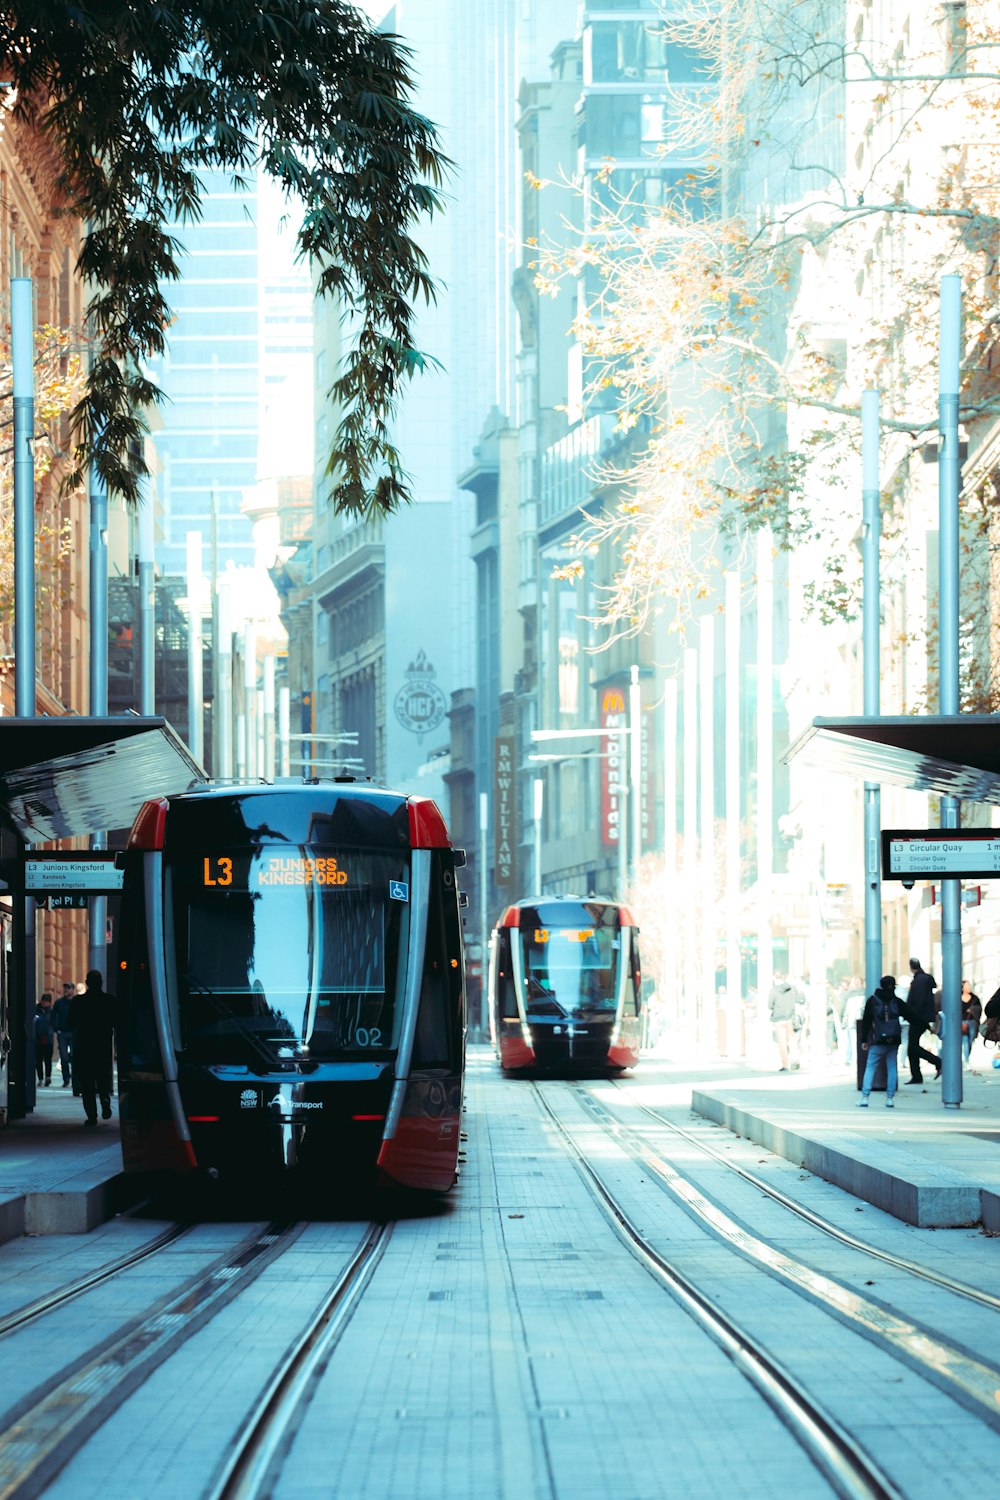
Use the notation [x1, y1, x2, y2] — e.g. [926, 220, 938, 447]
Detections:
[1, 1, 448, 513]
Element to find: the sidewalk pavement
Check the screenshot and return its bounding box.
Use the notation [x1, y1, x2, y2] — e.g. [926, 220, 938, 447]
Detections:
[689, 1056, 1000, 1230]
[0, 1083, 128, 1238]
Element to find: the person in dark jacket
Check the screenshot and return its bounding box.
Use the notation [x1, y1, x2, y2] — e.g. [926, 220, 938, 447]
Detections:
[33, 993, 55, 1086]
[70, 971, 115, 1127]
[859, 976, 904, 1107]
[961, 980, 982, 1066]
[904, 958, 941, 1084]
[52, 981, 76, 1091]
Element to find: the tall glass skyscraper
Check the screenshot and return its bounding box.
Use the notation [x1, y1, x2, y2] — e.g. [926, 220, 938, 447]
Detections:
[148, 170, 261, 576]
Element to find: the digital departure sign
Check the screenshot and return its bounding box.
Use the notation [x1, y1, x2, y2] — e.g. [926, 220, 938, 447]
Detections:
[200, 854, 351, 889]
[882, 829, 1000, 881]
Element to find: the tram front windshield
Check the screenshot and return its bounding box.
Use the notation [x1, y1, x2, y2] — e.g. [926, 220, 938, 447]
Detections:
[518, 902, 620, 1019]
[170, 846, 409, 1064]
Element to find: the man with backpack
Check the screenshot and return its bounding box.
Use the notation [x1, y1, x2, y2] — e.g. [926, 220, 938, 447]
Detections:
[904, 957, 942, 1085]
[858, 975, 905, 1107]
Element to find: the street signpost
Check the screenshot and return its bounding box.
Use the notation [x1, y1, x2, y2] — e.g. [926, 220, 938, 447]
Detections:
[882, 829, 1000, 881]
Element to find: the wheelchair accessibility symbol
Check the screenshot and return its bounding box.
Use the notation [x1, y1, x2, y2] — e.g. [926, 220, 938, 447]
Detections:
[389, 881, 409, 902]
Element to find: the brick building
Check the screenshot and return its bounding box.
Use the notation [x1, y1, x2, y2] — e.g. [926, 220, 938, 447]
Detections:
[0, 87, 91, 1056]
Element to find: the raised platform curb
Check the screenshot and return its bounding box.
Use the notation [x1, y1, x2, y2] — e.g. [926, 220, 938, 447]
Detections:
[691, 1088, 983, 1228]
[22, 1168, 137, 1236]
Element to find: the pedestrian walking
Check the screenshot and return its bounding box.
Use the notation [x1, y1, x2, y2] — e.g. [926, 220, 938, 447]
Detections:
[33, 993, 55, 1086]
[70, 971, 115, 1127]
[52, 981, 76, 1091]
[903, 958, 941, 1085]
[858, 975, 903, 1108]
[961, 979, 982, 1067]
[768, 972, 804, 1071]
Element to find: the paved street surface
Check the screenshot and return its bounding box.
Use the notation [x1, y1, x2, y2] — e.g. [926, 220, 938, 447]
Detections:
[0, 1047, 999, 1498]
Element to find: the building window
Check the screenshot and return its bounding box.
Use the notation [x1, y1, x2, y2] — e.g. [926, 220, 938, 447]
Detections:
[941, 3, 968, 74]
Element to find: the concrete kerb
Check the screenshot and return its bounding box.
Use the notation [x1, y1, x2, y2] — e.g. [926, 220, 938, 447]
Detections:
[22, 1168, 140, 1237]
[691, 1088, 983, 1229]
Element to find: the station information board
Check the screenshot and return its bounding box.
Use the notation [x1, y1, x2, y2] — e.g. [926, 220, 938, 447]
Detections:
[882, 829, 1000, 881]
[24, 857, 123, 893]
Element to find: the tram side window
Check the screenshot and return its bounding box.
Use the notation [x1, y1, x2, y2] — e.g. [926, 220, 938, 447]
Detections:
[118, 876, 160, 1071]
[626, 929, 642, 1015]
[412, 858, 462, 1070]
[496, 929, 518, 1019]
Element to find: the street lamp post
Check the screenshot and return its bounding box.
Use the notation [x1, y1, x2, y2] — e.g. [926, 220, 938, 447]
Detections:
[530, 667, 643, 897]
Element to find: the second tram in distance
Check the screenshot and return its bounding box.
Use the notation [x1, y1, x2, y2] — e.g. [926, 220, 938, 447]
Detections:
[115, 781, 466, 1194]
[488, 897, 641, 1074]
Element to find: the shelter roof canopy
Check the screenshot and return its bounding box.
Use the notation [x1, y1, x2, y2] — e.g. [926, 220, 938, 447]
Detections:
[785, 716, 1000, 806]
[0, 717, 206, 843]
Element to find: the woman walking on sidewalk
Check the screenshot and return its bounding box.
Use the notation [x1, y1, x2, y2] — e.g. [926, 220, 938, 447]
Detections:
[858, 976, 903, 1108]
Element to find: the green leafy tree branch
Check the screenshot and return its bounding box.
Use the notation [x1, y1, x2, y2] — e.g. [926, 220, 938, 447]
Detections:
[0, 0, 449, 515]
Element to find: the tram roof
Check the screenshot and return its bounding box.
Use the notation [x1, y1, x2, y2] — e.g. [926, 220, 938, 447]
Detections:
[785, 716, 1000, 804]
[0, 716, 205, 842]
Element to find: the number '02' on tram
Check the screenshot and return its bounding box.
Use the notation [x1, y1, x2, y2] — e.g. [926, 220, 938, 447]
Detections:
[488, 898, 641, 1074]
[115, 784, 466, 1193]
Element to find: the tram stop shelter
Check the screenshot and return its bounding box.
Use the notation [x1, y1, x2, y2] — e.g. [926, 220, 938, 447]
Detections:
[0, 716, 205, 1122]
[787, 714, 1000, 805]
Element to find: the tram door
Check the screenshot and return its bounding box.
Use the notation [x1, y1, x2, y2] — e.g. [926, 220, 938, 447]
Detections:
[0, 902, 11, 1126]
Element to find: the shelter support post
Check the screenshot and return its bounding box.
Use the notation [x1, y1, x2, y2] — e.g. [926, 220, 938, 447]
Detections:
[939, 275, 963, 1108]
[862, 389, 883, 999]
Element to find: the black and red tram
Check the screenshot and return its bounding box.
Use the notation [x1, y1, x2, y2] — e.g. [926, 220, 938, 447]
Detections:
[115, 783, 465, 1193]
[488, 897, 641, 1074]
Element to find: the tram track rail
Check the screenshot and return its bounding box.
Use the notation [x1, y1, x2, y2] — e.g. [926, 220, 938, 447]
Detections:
[0, 1219, 304, 1500]
[553, 1082, 1000, 1432]
[204, 1220, 392, 1500]
[605, 1077, 1000, 1313]
[531, 1081, 904, 1500]
[0, 1221, 190, 1341]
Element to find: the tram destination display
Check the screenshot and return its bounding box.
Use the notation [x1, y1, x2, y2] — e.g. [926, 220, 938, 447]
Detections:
[882, 829, 1000, 881]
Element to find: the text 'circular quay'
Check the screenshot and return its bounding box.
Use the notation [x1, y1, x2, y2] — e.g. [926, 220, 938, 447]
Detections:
[4, 2, 1000, 1497]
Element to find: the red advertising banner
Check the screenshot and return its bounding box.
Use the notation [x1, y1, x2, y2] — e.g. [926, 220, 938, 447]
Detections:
[600, 687, 627, 848]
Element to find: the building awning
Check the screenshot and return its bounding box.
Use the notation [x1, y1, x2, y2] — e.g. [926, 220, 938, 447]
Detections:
[0, 717, 206, 842]
[785, 716, 1000, 805]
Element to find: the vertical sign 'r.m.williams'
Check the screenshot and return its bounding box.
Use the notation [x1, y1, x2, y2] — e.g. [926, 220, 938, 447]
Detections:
[493, 734, 516, 887]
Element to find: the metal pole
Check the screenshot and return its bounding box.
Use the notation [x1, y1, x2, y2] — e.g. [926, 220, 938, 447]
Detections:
[699, 616, 716, 1051]
[756, 529, 774, 1033]
[12, 279, 36, 716]
[263, 656, 276, 781]
[138, 497, 155, 715]
[278, 685, 290, 778]
[186, 531, 204, 763]
[939, 275, 963, 1108]
[629, 664, 642, 888]
[479, 790, 488, 1038]
[533, 777, 544, 894]
[243, 621, 257, 778]
[217, 579, 234, 778]
[12, 279, 37, 1104]
[89, 444, 109, 982]
[862, 389, 883, 1001]
[725, 568, 742, 1054]
[210, 487, 219, 773]
[683, 646, 699, 1043]
[663, 677, 678, 1032]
